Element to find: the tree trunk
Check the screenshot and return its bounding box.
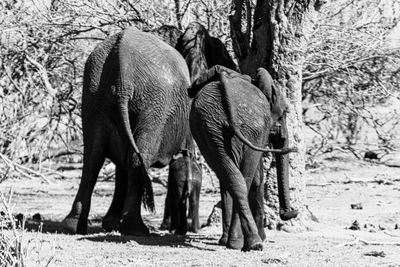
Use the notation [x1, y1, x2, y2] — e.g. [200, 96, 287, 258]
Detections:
[230, 0, 320, 230]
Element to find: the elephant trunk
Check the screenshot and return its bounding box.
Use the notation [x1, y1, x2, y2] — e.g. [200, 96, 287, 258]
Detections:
[271, 120, 298, 221]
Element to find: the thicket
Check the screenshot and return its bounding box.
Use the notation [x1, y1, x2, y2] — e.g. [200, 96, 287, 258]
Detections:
[0, 0, 399, 174]
[303, 0, 400, 159]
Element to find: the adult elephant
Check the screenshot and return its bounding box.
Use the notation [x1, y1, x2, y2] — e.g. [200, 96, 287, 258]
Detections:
[63, 26, 193, 235]
[188, 65, 298, 251]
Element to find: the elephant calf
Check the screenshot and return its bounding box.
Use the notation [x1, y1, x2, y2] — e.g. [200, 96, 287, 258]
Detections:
[161, 151, 202, 235]
[189, 65, 298, 251]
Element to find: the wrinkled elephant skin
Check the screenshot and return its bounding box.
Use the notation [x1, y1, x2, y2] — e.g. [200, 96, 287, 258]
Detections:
[189, 66, 297, 251]
[63, 27, 192, 236]
[160, 154, 202, 235]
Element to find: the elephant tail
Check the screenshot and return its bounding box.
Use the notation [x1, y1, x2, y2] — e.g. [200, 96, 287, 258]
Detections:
[231, 126, 297, 154]
[220, 73, 296, 155]
[118, 99, 155, 212]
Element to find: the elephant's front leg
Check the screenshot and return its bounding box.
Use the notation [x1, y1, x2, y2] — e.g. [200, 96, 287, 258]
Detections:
[119, 166, 150, 236]
[102, 165, 127, 232]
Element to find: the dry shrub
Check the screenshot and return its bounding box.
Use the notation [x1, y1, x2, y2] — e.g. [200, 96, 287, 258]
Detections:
[303, 0, 400, 159]
[0, 187, 55, 267]
[0, 0, 231, 170]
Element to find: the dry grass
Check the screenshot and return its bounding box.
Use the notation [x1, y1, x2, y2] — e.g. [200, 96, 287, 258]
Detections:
[0, 186, 55, 267]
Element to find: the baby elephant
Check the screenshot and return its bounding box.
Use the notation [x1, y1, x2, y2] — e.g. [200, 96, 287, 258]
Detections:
[161, 151, 202, 235]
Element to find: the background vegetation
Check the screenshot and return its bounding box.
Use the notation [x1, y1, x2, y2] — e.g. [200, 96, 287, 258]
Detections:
[0, 0, 399, 169]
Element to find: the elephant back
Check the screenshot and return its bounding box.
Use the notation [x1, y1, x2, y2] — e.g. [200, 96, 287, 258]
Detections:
[117, 27, 190, 108]
[192, 77, 271, 135]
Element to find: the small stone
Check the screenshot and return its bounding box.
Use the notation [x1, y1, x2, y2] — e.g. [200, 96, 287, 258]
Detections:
[364, 151, 379, 160]
[15, 213, 25, 226]
[32, 213, 42, 221]
[349, 220, 361, 230]
[350, 203, 363, 210]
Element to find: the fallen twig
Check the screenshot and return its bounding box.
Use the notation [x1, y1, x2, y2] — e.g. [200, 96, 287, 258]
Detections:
[384, 231, 400, 238]
[336, 236, 400, 247]
[0, 153, 50, 184]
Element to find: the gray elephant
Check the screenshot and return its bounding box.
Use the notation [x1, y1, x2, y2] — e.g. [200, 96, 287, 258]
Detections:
[63, 26, 193, 235]
[160, 150, 202, 235]
[63, 22, 238, 235]
[188, 65, 298, 251]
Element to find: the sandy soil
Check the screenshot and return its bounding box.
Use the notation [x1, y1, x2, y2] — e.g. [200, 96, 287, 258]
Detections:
[1, 154, 400, 267]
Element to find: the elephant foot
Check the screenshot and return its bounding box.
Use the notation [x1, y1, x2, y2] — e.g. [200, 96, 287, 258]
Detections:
[190, 220, 200, 233]
[102, 216, 121, 232]
[172, 229, 187, 236]
[242, 235, 263, 252]
[63, 215, 87, 235]
[226, 235, 244, 250]
[218, 234, 228, 246]
[159, 218, 171, 231]
[258, 228, 266, 241]
[120, 217, 150, 236]
[279, 208, 299, 221]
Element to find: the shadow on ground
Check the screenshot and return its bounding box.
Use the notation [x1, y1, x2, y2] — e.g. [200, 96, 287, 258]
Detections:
[80, 232, 218, 251]
[23, 219, 104, 235]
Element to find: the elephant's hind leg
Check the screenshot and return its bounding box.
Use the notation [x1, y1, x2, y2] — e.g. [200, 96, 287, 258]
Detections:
[240, 153, 266, 242]
[249, 161, 266, 241]
[63, 127, 106, 234]
[210, 156, 263, 251]
[102, 165, 127, 232]
[218, 183, 233, 246]
[119, 165, 152, 236]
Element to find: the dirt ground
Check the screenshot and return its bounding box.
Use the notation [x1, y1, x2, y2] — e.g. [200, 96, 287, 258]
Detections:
[1, 154, 400, 267]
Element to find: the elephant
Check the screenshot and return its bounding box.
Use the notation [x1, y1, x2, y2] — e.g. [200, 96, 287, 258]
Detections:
[63, 26, 193, 235]
[160, 150, 202, 234]
[63, 22, 238, 235]
[188, 65, 298, 251]
[178, 22, 237, 83]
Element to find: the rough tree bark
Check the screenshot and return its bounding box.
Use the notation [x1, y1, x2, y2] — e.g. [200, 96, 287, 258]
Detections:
[230, 0, 320, 230]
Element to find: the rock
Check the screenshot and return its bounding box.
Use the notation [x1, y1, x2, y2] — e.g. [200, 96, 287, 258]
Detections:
[32, 213, 42, 222]
[364, 151, 379, 160]
[348, 220, 360, 230]
[15, 213, 25, 226]
[350, 203, 363, 210]
[364, 223, 377, 232]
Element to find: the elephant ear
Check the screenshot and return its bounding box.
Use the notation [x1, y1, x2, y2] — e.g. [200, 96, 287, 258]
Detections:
[188, 65, 245, 98]
[178, 22, 208, 83]
[206, 37, 239, 71]
[255, 68, 288, 118]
